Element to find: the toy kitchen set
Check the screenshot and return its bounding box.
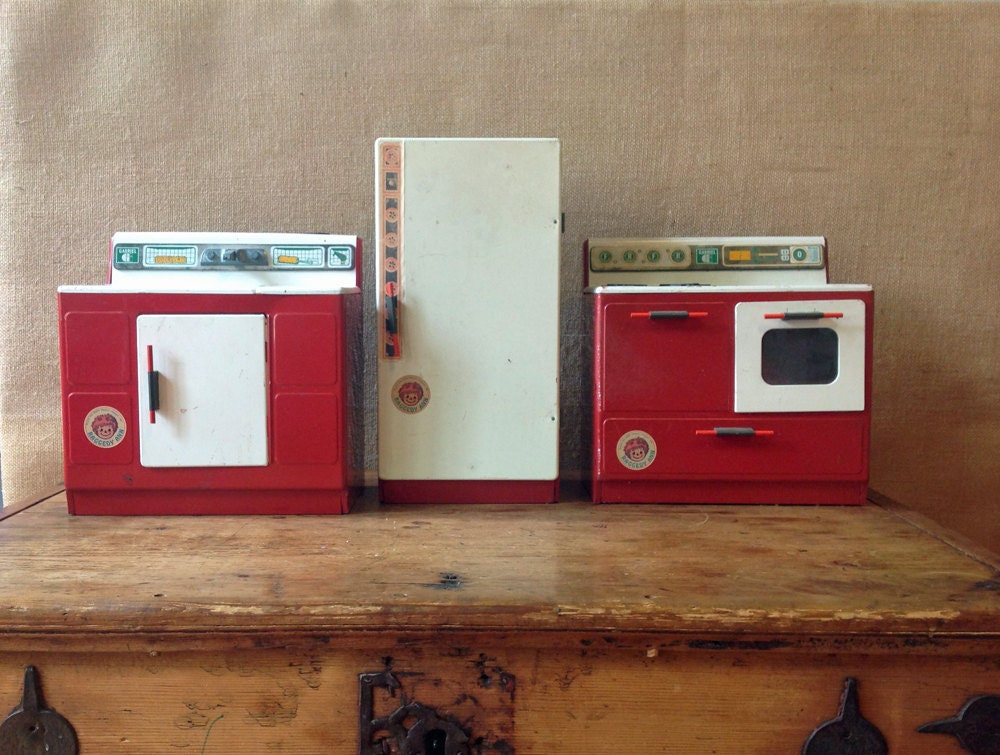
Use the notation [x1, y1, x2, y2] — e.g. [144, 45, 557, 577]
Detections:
[57, 232, 362, 515]
[586, 236, 873, 505]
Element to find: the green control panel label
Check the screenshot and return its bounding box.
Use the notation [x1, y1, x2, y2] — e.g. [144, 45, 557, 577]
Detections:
[114, 246, 140, 265]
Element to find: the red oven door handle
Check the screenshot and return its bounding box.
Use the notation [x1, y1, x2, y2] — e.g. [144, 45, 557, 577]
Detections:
[631, 310, 709, 320]
[696, 427, 775, 437]
[763, 311, 843, 320]
[146, 344, 160, 424]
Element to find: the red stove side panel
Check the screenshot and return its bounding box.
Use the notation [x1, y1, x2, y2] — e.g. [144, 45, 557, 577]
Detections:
[271, 312, 340, 386]
[271, 311, 343, 466]
[65, 391, 134, 466]
[60, 309, 135, 469]
[598, 296, 733, 413]
[272, 393, 341, 465]
[62, 311, 131, 385]
[592, 291, 734, 500]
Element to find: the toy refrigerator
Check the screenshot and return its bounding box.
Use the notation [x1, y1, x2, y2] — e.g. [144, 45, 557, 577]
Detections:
[375, 138, 561, 503]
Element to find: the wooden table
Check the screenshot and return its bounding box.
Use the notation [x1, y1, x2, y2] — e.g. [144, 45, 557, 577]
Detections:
[0, 488, 997, 753]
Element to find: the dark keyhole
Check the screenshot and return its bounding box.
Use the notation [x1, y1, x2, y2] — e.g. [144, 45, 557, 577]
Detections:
[425, 728, 447, 754]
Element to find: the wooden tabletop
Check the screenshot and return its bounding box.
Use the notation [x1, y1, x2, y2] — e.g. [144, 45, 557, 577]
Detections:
[0, 489, 997, 648]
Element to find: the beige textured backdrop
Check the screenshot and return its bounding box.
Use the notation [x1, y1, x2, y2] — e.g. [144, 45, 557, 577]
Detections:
[1, 1, 997, 547]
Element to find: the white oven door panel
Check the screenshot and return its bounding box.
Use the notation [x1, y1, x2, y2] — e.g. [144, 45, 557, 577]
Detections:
[137, 314, 268, 467]
[734, 299, 866, 413]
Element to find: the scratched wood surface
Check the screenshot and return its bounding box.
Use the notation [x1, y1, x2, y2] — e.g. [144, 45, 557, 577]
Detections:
[0, 490, 998, 753]
[0, 489, 997, 644]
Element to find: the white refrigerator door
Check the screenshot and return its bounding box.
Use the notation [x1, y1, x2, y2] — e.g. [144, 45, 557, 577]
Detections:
[376, 138, 560, 481]
[137, 314, 268, 467]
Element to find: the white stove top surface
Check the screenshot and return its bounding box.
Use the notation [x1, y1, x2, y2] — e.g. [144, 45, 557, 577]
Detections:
[58, 284, 360, 295]
[589, 283, 872, 294]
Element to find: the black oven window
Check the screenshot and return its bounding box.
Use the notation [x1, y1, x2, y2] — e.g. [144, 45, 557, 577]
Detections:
[761, 328, 839, 385]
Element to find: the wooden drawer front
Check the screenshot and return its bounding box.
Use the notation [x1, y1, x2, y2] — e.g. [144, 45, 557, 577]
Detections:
[518, 644, 1000, 754]
[600, 415, 868, 479]
[0, 648, 515, 754]
[1, 643, 998, 754]
[597, 298, 732, 413]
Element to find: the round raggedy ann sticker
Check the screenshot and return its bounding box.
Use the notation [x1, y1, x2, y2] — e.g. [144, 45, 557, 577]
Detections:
[391, 375, 430, 414]
[84, 406, 127, 449]
[616, 430, 656, 470]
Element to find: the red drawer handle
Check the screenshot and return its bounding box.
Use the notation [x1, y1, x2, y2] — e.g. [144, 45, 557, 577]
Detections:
[631, 311, 709, 320]
[696, 427, 775, 437]
[764, 311, 843, 320]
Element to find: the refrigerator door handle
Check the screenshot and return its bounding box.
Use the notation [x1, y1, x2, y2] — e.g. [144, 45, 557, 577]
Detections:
[384, 293, 401, 358]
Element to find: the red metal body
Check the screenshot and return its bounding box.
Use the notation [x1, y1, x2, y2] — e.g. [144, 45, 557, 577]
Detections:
[58, 290, 361, 515]
[591, 288, 874, 505]
[377, 479, 560, 505]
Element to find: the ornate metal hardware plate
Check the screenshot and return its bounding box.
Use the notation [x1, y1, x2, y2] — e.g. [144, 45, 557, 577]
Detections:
[359, 670, 471, 754]
[359, 658, 516, 755]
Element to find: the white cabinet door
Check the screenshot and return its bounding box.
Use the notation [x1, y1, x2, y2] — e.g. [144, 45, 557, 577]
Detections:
[137, 314, 268, 467]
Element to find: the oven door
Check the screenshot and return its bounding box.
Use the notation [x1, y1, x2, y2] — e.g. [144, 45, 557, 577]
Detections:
[734, 299, 867, 413]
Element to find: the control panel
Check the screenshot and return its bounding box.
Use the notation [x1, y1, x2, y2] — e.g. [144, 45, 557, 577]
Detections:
[106, 232, 362, 291]
[113, 240, 355, 271]
[588, 236, 825, 273]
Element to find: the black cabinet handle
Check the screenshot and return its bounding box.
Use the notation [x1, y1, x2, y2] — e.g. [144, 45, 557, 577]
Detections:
[384, 293, 401, 358]
[631, 310, 709, 320]
[696, 427, 775, 437]
[764, 311, 843, 320]
[146, 345, 159, 423]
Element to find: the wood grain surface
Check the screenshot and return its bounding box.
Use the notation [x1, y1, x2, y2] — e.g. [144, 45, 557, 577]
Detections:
[0, 490, 997, 752]
[0, 489, 997, 645]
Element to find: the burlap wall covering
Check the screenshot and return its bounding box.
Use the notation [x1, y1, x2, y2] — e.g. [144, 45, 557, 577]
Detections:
[1, 1, 996, 546]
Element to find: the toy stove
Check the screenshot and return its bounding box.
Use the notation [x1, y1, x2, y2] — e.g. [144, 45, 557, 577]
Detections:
[585, 236, 873, 505]
[58, 232, 362, 515]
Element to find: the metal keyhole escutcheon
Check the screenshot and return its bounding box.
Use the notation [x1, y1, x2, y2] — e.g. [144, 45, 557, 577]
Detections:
[0, 666, 78, 754]
[359, 671, 471, 755]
